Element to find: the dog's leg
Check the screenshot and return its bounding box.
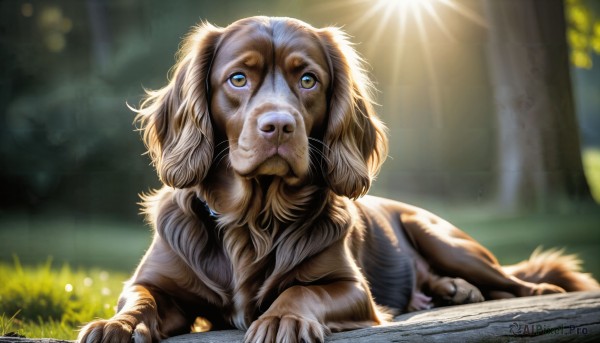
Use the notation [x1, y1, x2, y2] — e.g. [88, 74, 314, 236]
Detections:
[78, 285, 165, 343]
[244, 281, 382, 343]
[78, 284, 192, 343]
[408, 254, 483, 310]
[427, 276, 485, 306]
[400, 208, 565, 298]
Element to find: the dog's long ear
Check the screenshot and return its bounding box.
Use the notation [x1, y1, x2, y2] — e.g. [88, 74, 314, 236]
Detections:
[318, 28, 388, 199]
[134, 23, 222, 188]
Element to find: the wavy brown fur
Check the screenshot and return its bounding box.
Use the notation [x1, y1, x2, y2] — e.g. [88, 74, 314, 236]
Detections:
[79, 16, 599, 343]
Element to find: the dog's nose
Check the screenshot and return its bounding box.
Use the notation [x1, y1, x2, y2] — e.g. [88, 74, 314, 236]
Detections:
[258, 112, 296, 142]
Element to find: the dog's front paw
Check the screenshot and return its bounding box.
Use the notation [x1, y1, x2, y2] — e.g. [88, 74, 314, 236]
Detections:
[78, 319, 153, 343]
[244, 313, 330, 343]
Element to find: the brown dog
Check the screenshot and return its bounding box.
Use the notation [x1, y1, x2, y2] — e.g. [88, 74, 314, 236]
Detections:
[78, 16, 599, 343]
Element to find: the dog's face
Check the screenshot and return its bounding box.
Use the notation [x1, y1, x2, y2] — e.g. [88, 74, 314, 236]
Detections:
[209, 19, 330, 185]
[136, 16, 388, 199]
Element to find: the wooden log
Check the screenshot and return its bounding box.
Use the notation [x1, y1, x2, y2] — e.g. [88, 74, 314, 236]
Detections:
[2, 291, 599, 343]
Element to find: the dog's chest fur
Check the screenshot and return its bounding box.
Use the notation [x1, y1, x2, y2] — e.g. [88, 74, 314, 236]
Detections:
[225, 233, 289, 329]
[198, 180, 337, 329]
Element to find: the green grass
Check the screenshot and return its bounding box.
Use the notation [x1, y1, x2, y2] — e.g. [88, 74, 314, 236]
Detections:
[0, 258, 128, 340]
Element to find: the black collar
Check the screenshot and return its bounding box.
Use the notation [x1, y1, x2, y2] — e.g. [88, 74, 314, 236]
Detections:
[195, 197, 220, 219]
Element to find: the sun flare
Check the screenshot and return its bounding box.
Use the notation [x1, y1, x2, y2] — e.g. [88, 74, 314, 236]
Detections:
[375, 0, 443, 12]
[311, 0, 488, 126]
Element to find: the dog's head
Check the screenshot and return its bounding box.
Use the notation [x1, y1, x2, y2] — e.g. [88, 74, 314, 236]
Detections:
[136, 16, 388, 199]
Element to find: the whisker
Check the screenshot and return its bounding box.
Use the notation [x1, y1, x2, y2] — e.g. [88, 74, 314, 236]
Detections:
[214, 139, 230, 149]
[213, 143, 232, 166]
[308, 138, 332, 171]
[213, 145, 228, 160]
[308, 144, 331, 165]
[308, 137, 332, 153]
[215, 147, 230, 167]
[212, 139, 234, 167]
[307, 150, 315, 178]
[308, 154, 319, 179]
[308, 145, 328, 178]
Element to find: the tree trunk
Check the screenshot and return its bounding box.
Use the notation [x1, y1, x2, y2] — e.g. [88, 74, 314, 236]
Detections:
[484, 0, 592, 212]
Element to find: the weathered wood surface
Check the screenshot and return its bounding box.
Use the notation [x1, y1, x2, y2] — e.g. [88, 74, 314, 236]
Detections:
[2, 291, 599, 343]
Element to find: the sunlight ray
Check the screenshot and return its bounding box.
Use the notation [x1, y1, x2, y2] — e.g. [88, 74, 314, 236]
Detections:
[437, 0, 488, 28]
[414, 3, 443, 128]
[309, 0, 485, 120]
[391, 7, 409, 87]
[422, 1, 456, 41]
[366, 2, 398, 56]
[347, 1, 389, 33]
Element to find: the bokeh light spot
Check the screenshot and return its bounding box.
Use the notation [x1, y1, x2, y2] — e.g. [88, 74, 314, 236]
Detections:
[21, 3, 33, 17]
[45, 32, 66, 52]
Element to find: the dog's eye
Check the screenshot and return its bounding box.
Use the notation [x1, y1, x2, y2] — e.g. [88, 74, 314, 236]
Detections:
[229, 73, 247, 87]
[300, 73, 317, 89]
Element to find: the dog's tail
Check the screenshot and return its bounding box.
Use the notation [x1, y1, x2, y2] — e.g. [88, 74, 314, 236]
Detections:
[503, 247, 600, 291]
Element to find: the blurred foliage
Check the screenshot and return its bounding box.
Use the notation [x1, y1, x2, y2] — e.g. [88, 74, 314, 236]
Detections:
[583, 148, 600, 203]
[1, 0, 598, 217]
[568, 0, 600, 148]
[566, 0, 600, 68]
[0, 0, 163, 220]
[37, 5, 73, 53]
[0, 258, 126, 339]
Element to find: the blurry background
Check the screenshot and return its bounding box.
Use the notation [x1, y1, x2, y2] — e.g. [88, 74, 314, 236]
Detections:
[1, 0, 599, 319]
